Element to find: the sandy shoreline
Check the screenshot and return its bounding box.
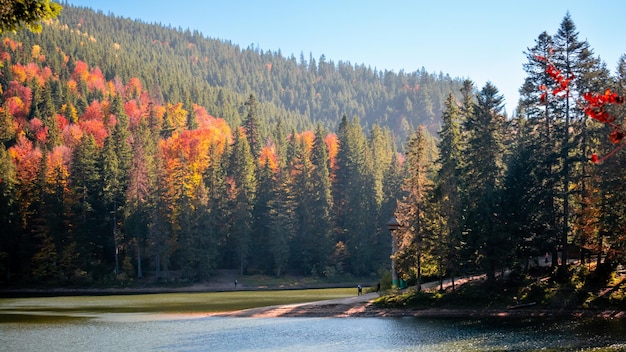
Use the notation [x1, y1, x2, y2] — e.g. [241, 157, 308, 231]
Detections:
[210, 292, 626, 319]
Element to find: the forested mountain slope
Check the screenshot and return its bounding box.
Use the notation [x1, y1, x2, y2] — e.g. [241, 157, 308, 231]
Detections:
[41, 3, 464, 142]
[3, 4, 626, 300]
[1, 3, 453, 284]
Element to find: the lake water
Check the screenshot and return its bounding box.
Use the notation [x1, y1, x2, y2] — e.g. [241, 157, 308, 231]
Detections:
[3, 313, 626, 351]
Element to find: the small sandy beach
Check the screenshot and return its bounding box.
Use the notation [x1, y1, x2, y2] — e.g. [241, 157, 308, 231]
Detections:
[211, 288, 626, 319]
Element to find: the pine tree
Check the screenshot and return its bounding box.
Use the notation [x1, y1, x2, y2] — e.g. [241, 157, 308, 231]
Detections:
[333, 115, 377, 276]
[288, 131, 316, 274]
[309, 124, 333, 273]
[462, 82, 510, 283]
[0, 144, 18, 280]
[70, 134, 102, 277]
[124, 117, 155, 279]
[395, 126, 433, 290]
[243, 94, 261, 159]
[267, 168, 294, 277]
[227, 129, 256, 275]
[103, 95, 132, 275]
[203, 142, 231, 273]
[102, 133, 120, 274]
[251, 157, 275, 274]
[551, 14, 604, 272]
[434, 93, 463, 286]
[518, 31, 561, 265]
[30, 149, 59, 281]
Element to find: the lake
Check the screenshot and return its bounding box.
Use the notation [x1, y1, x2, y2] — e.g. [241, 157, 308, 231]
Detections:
[2, 292, 626, 351]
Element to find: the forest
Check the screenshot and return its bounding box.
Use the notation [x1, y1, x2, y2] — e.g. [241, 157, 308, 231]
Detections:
[0, 3, 625, 290]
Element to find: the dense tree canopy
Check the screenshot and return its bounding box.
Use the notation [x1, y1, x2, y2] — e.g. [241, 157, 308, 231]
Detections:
[0, 0, 62, 33]
[0, 7, 625, 289]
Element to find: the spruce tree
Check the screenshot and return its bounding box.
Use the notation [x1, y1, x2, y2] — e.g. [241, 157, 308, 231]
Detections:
[288, 132, 316, 274]
[551, 14, 604, 271]
[333, 115, 377, 276]
[0, 144, 18, 281]
[227, 129, 256, 275]
[395, 126, 433, 290]
[435, 93, 463, 285]
[267, 168, 293, 277]
[519, 31, 561, 264]
[243, 94, 261, 159]
[70, 134, 102, 277]
[309, 124, 333, 274]
[251, 157, 275, 274]
[462, 82, 509, 283]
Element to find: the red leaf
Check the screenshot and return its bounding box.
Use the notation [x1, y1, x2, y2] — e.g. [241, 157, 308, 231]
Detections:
[591, 154, 598, 163]
[609, 130, 624, 144]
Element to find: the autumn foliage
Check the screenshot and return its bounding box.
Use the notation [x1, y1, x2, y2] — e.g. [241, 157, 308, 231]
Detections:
[536, 54, 626, 163]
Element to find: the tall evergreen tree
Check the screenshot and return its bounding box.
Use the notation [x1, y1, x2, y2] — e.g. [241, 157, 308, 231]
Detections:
[203, 142, 231, 272]
[251, 156, 276, 274]
[434, 93, 463, 285]
[70, 134, 103, 278]
[288, 131, 316, 274]
[518, 31, 561, 265]
[102, 133, 121, 274]
[309, 124, 334, 274]
[395, 126, 433, 290]
[0, 144, 18, 281]
[124, 117, 155, 278]
[369, 124, 398, 269]
[243, 94, 261, 159]
[550, 14, 604, 271]
[103, 95, 132, 275]
[462, 82, 510, 283]
[333, 115, 377, 275]
[267, 168, 294, 277]
[227, 129, 256, 275]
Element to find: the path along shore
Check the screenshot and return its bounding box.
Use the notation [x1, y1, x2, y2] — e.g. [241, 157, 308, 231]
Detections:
[209, 291, 626, 319]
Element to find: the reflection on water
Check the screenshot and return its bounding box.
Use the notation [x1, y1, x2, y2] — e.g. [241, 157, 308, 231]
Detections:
[2, 314, 626, 351]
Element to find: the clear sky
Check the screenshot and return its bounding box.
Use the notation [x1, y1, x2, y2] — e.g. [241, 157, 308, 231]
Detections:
[65, 0, 626, 115]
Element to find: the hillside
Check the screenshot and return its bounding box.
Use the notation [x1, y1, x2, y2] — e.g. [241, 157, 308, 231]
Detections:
[2, 3, 442, 285]
[24, 3, 465, 142]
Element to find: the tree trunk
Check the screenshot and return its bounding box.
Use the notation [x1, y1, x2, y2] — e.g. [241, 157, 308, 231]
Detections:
[137, 240, 143, 278]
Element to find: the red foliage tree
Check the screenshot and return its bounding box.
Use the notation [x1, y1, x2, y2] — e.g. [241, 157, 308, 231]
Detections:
[124, 100, 143, 129]
[536, 54, 625, 163]
[62, 123, 83, 149]
[9, 133, 42, 188]
[325, 132, 339, 172]
[259, 143, 278, 172]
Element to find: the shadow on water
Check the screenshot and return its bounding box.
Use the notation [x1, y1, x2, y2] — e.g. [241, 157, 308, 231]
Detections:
[388, 316, 626, 351]
[0, 312, 91, 324]
[2, 313, 626, 351]
[161, 316, 626, 352]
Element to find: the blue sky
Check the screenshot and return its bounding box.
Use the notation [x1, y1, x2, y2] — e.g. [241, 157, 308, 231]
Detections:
[65, 0, 626, 115]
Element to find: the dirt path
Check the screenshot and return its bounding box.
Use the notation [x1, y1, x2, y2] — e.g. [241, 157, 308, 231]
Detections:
[210, 274, 626, 319]
[211, 292, 383, 317]
[211, 275, 488, 318]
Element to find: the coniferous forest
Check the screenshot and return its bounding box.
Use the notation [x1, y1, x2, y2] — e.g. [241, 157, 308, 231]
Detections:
[1, 3, 626, 293]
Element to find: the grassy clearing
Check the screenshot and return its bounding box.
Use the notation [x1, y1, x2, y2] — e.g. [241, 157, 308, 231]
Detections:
[0, 287, 356, 317]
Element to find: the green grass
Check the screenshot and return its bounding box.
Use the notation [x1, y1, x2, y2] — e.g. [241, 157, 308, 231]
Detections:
[0, 287, 355, 319]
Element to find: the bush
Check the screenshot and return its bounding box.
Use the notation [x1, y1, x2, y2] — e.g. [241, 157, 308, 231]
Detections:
[377, 269, 392, 291]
